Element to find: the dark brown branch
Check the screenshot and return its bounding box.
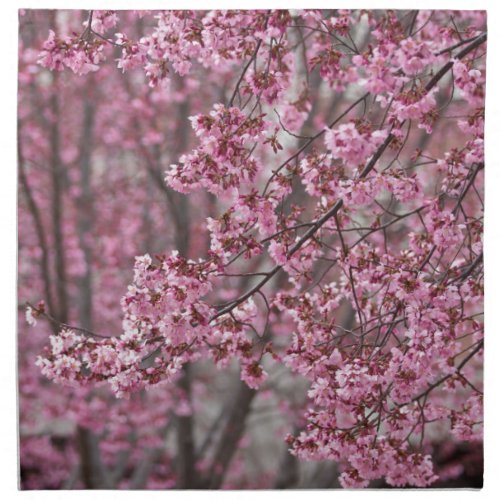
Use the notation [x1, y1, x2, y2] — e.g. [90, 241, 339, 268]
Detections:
[76, 426, 111, 489]
[228, 38, 263, 108]
[425, 33, 486, 92]
[48, 74, 69, 323]
[18, 125, 55, 319]
[175, 364, 197, 488]
[26, 302, 111, 339]
[204, 381, 256, 489]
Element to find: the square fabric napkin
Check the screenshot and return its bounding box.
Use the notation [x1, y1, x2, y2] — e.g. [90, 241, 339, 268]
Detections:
[18, 8, 485, 490]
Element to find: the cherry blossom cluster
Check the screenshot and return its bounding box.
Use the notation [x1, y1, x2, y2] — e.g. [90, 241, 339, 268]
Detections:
[35, 249, 275, 396]
[38, 29, 105, 75]
[74, 10, 295, 88]
[300, 148, 422, 209]
[453, 60, 485, 106]
[278, 235, 483, 486]
[84, 10, 118, 35]
[166, 104, 268, 196]
[36, 253, 214, 397]
[324, 120, 388, 167]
